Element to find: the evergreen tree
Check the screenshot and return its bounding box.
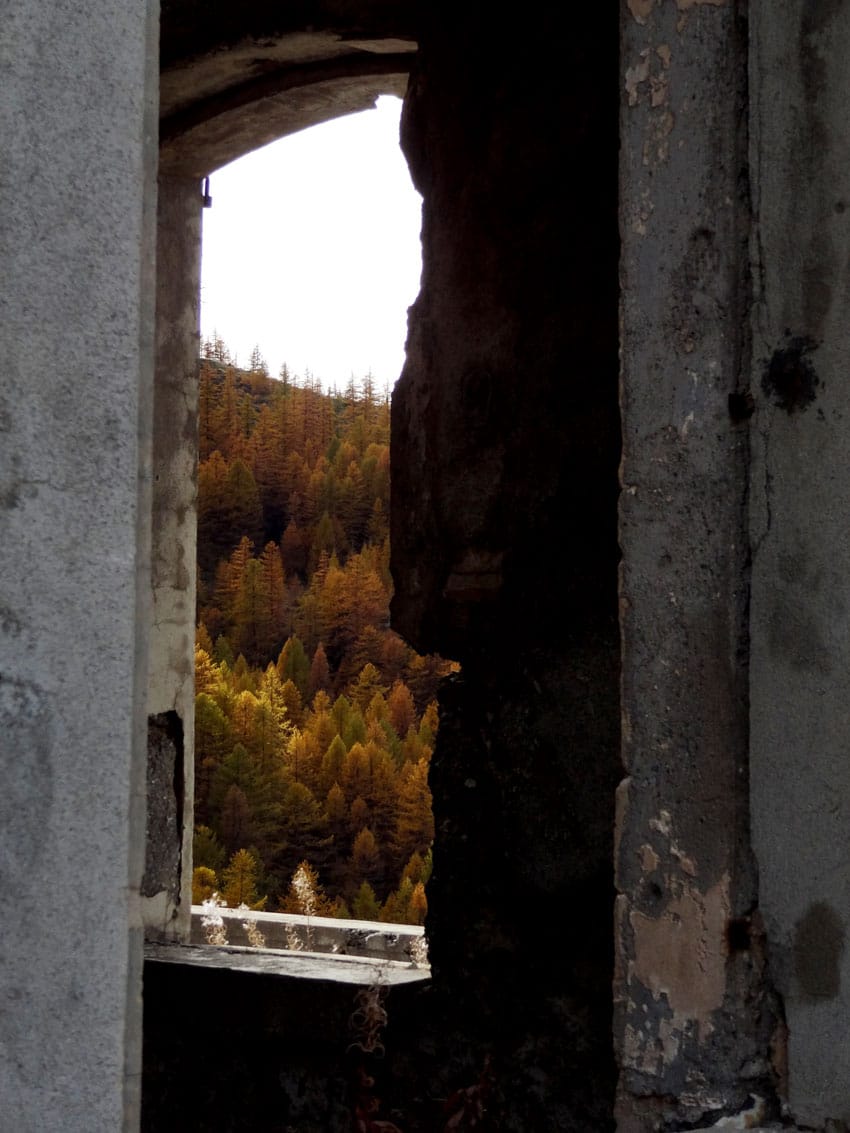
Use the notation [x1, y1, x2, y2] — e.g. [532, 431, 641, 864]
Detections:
[381, 877, 414, 924]
[350, 826, 382, 890]
[193, 354, 445, 919]
[222, 848, 267, 910]
[277, 636, 310, 696]
[193, 824, 226, 874]
[320, 734, 348, 796]
[352, 880, 381, 922]
[275, 782, 332, 885]
[280, 860, 335, 917]
[309, 642, 331, 697]
[192, 866, 219, 905]
[392, 759, 434, 870]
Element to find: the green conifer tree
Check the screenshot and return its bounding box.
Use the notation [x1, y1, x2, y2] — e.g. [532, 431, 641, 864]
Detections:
[222, 848, 267, 910]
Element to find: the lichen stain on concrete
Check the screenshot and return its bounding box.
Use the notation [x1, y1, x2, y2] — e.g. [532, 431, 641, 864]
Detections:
[630, 873, 730, 1044]
[794, 901, 844, 999]
[761, 334, 820, 414]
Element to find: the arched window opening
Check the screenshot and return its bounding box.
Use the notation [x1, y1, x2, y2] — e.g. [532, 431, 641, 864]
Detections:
[186, 98, 453, 959]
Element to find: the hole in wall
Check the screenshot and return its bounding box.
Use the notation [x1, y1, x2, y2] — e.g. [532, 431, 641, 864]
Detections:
[144, 711, 184, 901]
[726, 916, 751, 953]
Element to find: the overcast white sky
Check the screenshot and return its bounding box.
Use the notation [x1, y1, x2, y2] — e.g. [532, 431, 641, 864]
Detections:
[199, 96, 422, 391]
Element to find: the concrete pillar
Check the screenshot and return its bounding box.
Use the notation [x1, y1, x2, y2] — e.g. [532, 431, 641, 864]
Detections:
[749, 3, 850, 1125]
[617, 1, 776, 1125]
[392, 8, 621, 1127]
[143, 175, 203, 943]
[0, 1, 158, 1129]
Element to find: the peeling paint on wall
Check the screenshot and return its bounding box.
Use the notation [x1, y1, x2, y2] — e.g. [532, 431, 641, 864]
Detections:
[621, 812, 733, 1080]
[624, 41, 674, 169]
[640, 842, 660, 873]
[624, 44, 670, 112]
[627, 0, 656, 25]
[630, 873, 730, 1035]
[625, 49, 651, 107]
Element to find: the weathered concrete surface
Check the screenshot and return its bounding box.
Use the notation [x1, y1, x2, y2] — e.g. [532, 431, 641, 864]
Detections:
[0, 0, 157, 1129]
[391, 7, 621, 1129]
[749, 2, 850, 1126]
[617, 1, 779, 1126]
[145, 175, 203, 942]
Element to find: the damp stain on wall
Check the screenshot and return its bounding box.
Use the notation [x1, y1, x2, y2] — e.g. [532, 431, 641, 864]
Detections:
[761, 334, 820, 414]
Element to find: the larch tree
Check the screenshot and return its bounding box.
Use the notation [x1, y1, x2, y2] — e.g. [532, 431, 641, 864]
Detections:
[222, 848, 267, 910]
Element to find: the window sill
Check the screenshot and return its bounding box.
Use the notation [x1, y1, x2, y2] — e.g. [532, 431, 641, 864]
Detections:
[145, 937, 429, 986]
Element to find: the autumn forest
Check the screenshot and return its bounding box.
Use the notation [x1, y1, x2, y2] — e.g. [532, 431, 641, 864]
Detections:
[192, 342, 452, 926]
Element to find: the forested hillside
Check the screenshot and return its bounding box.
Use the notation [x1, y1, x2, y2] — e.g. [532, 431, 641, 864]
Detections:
[193, 343, 453, 924]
